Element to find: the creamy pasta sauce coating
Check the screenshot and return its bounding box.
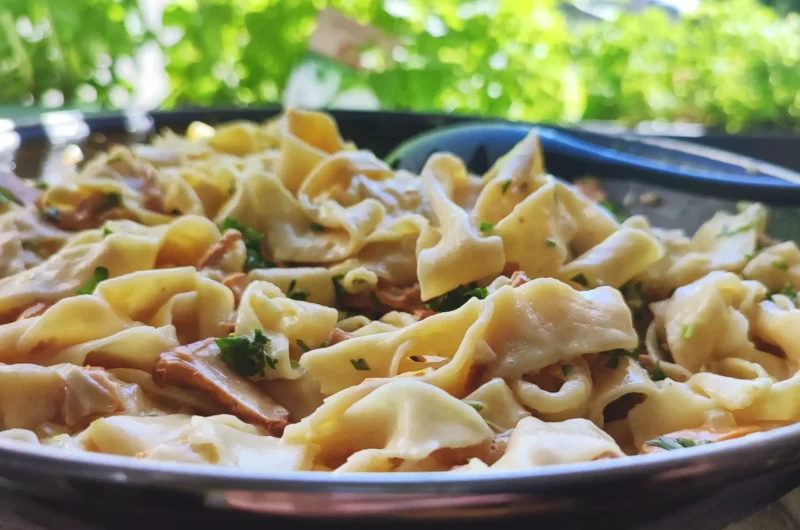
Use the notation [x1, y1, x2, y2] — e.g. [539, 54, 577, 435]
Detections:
[0, 109, 797, 473]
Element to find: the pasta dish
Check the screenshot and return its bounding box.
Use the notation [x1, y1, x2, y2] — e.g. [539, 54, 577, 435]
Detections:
[0, 109, 797, 474]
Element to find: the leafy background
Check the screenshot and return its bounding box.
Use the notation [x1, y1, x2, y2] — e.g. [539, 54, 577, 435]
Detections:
[0, 0, 799, 131]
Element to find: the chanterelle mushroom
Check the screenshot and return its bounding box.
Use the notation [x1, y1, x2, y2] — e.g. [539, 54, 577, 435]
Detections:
[153, 339, 289, 436]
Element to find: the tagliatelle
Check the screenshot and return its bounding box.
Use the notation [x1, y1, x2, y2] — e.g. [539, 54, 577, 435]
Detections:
[0, 109, 796, 474]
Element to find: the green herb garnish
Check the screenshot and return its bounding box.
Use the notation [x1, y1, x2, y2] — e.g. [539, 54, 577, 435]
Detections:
[464, 400, 484, 412]
[479, 222, 493, 233]
[546, 238, 557, 247]
[718, 222, 756, 238]
[603, 349, 639, 369]
[34, 181, 49, 190]
[104, 192, 122, 210]
[571, 273, 589, 287]
[561, 365, 573, 377]
[501, 180, 511, 194]
[76, 266, 109, 295]
[780, 283, 798, 299]
[297, 339, 310, 352]
[650, 360, 668, 382]
[216, 329, 277, 377]
[223, 217, 274, 272]
[599, 200, 626, 223]
[646, 436, 710, 451]
[102, 226, 113, 237]
[772, 260, 789, 271]
[286, 278, 310, 301]
[171, 208, 182, 215]
[426, 282, 489, 313]
[332, 274, 347, 304]
[621, 281, 645, 315]
[309, 222, 325, 233]
[290, 360, 301, 370]
[680, 322, 697, 339]
[350, 358, 370, 371]
[0, 187, 20, 205]
[290, 290, 309, 301]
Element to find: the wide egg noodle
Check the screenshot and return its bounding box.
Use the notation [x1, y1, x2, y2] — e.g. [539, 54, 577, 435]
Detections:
[300, 278, 637, 396]
[463, 378, 531, 432]
[651, 271, 790, 378]
[511, 357, 594, 421]
[491, 417, 625, 469]
[743, 241, 800, 294]
[282, 379, 492, 472]
[0, 267, 233, 370]
[416, 154, 505, 300]
[0, 215, 240, 322]
[0, 109, 798, 474]
[234, 280, 338, 380]
[73, 414, 309, 471]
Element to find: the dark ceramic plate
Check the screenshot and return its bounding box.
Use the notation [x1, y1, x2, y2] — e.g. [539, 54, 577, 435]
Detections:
[0, 108, 799, 530]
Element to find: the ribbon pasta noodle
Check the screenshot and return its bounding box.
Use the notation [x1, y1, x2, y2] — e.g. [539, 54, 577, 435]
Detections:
[0, 109, 797, 474]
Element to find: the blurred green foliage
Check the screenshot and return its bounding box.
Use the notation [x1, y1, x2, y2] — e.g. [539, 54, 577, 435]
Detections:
[1, 0, 799, 131]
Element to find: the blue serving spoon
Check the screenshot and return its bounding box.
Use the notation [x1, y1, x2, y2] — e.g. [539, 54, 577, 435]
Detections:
[385, 123, 800, 203]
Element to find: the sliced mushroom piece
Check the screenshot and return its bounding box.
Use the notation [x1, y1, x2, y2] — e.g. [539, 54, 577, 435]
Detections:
[197, 230, 242, 270]
[153, 339, 290, 436]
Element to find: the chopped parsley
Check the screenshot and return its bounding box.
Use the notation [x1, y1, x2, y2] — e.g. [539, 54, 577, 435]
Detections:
[290, 360, 301, 370]
[296, 339, 311, 352]
[718, 222, 756, 238]
[649, 360, 668, 382]
[21, 241, 37, 252]
[771, 260, 789, 271]
[599, 200, 626, 223]
[479, 222, 494, 233]
[287, 278, 310, 301]
[561, 365, 573, 377]
[768, 282, 798, 301]
[102, 226, 113, 237]
[680, 322, 697, 339]
[332, 274, 347, 304]
[646, 436, 711, 451]
[0, 187, 20, 205]
[426, 282, 489, 313]
[621, 281, 645, 315]
[223, 217, 274, 272]
[350, 358, 370, 371]
[546, 238, 557, 247]
[464, 400, 484, 412]
[34, 181, 49, 190]
[780, 283, 798, 299]
[571, 273, 589, 287]
[171, 208, 182, 216]
[104, 192, 122, 209]
[501, 180, 511, 194]
[309, 222, 325, 233]
[216, 329, 277, 377]
[319, 341, 329, 348]
[603, 349, 639, 369]
[76, 266, 110, 295]
[744, 252, 756, 261]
